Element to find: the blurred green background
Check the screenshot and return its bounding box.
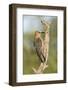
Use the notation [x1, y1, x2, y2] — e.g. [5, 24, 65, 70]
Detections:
[23, 15, 57, 74]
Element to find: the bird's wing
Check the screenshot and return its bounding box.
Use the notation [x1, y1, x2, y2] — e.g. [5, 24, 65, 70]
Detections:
[34, 38, 46, 62]
[36, 48, 46, 62]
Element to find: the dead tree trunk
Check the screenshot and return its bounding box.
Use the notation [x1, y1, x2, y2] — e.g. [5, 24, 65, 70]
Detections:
[32, 21, 50, 74]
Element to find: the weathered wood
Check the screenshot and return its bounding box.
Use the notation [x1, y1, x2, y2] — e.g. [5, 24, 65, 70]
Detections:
[32, 21, 50, 74]
[32, 63, 48, 74]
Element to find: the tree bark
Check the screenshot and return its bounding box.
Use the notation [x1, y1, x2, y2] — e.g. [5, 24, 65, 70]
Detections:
[32, 21, 49, 74]
[32, 62, 48, 74]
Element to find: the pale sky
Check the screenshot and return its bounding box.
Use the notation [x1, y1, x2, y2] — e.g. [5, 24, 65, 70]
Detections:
[23, 15, 56, 33]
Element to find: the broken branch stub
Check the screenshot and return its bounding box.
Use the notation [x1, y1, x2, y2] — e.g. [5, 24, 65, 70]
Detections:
[32, 63, 48, 74]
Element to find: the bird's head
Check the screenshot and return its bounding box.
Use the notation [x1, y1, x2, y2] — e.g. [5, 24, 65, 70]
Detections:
[35, 31, 41, 39]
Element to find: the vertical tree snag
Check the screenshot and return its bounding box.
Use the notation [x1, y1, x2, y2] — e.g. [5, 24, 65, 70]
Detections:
[32, 21, 50, 74]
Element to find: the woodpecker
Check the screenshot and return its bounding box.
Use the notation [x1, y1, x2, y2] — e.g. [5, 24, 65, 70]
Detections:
[34, 31, 46, 63]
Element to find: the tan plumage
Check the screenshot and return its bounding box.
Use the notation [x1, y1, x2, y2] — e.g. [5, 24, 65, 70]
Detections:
[34, 21, 50, 64]
[34, 31, 46, 63]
